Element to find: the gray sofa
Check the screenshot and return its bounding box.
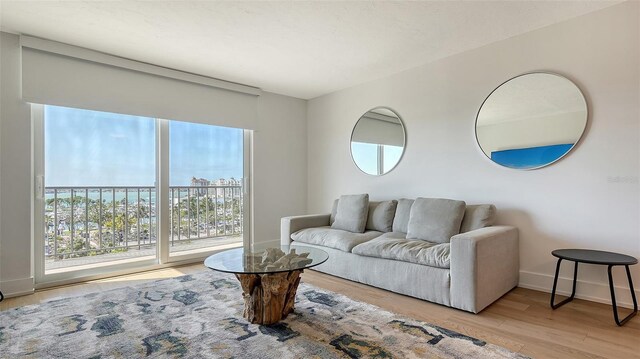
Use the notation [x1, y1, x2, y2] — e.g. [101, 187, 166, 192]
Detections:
[281, 196, 519, 313]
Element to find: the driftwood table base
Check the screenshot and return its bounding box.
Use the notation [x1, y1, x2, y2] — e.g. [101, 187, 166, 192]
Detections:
[235, 269, 303, 325]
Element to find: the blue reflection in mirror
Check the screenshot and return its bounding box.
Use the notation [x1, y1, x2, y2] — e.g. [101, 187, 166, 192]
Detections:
[491, 144, 574, 170]
[475, 73, 587, 170]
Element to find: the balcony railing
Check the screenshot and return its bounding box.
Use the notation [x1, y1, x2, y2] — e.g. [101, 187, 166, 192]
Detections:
[44, 185, 243, 260]
[170, 185, 243, 242]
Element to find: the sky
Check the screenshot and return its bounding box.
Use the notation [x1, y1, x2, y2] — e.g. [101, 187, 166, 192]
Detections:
[351, 142, 403, 175]
[45, 105, 243, 187]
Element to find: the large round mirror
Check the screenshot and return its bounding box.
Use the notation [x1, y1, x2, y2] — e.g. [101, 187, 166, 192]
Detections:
[475, 73, 587, 170]
[351, 107, 406, 175]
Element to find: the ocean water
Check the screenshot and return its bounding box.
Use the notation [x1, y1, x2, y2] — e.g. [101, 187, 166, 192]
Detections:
[45, 188, 156, 204]
[44, 188, 242, 204]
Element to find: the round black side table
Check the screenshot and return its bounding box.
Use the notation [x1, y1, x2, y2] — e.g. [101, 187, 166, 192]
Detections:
[550, 249, 638, 326]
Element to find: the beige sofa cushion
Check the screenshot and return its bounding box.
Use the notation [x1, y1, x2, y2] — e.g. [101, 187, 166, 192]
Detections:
[391, 198, 414, 233]
[331, 194, 369, 233]
[406, 198, 466, 243]
[366, 200, 398, 232]
[352, 232, 451, 269]
[331, 198, 398, 233]
[460, 204, 496, 233]
[329, 198, 339, 225]
[291, 226, 382, 252]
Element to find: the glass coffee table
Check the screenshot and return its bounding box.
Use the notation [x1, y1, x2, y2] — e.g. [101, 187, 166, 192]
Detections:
[204, 245, 328, 325]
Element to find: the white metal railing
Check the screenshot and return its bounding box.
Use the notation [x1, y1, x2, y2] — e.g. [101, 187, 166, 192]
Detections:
[169, 185, 243, 243]
[44, 185, 243, 260]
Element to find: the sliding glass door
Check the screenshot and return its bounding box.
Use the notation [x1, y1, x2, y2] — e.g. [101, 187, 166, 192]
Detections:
[168, 121, 245, 257]
[38, 105, 157, 276]
[34, 104, 250, 284]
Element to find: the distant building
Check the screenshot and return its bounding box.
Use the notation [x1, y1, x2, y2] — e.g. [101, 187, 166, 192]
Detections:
[191, 177, 210, 195]
[213, 178, 226, 197]
[213, 177, 243, 198]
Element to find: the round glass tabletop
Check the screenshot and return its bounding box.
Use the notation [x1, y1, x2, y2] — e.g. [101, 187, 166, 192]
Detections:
[204, 245, 329, 275]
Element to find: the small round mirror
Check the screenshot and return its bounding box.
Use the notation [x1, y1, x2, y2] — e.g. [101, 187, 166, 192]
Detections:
[475, 73, 587, 170]
[351, 107, 405, 175]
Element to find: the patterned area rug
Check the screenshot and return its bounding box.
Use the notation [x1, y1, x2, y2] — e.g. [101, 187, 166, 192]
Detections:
[0, 271, 528, 358]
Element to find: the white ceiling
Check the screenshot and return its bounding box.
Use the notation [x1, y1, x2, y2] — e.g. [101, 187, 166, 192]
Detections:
[478, 73, 587, 126]
[0, 1, 621, 99]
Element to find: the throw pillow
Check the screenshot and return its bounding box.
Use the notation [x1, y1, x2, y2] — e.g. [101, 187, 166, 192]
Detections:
[406, 197, 466, 243]
[366, 200, 398, 232]
[331, 194, 369, 233]
[392, 198, 414, 233]
[329, 198, 339, 225]
[460, 204, 496, 233]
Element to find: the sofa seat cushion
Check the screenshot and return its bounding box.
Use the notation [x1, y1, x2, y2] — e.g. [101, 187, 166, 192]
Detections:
[352, 232, 451, 269]
[291, 226, 382, 252]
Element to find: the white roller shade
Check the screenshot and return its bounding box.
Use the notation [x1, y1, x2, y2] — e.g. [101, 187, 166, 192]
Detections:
[21, 36, 260, 129]
[352, 114, 404, 147]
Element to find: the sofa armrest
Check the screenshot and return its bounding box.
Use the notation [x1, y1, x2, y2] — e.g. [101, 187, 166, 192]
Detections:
[280, 214, 331, 245]
[449, 226, 519, 313]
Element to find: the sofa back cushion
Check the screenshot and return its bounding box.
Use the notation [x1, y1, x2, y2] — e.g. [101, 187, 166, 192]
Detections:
[330, 198, 339, 225]
[392, 198, 414, 233]
[331, 194, 369, 233]
[460, 204, 496, 233]
[366, 200, 398, 232]
[406, 197, 466, 243]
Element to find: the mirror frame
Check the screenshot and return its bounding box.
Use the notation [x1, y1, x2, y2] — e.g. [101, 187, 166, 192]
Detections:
[474, 72, 588, 170]
[350, 106, 407, 176]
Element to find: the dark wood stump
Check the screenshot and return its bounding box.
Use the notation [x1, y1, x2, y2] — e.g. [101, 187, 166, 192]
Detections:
[235, 269, 303, 325]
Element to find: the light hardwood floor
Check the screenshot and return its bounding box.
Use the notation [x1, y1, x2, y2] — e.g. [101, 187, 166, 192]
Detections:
[2, 264, 638, 358]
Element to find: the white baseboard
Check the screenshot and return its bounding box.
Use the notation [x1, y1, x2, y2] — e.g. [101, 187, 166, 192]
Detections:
[519, 270, 638, 309]
[0, 277, 35, 298]
[2, 267, 635, 310]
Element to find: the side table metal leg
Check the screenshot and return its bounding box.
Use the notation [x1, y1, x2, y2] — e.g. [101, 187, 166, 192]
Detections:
[550, 259, 578, 309]
[607, 265, 638, 326]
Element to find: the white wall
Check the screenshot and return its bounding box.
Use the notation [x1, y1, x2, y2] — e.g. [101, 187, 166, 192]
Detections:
[253, 92, 307, 245]
[0, 32, 307, 296]
[307, 2, 640, 307]
[0, 32, 34, 296]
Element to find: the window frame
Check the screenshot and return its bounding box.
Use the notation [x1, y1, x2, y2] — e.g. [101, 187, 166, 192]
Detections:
[33, 104, 252, 287]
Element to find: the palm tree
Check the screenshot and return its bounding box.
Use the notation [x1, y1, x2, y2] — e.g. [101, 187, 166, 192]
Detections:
[104, 213, 136, 244]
